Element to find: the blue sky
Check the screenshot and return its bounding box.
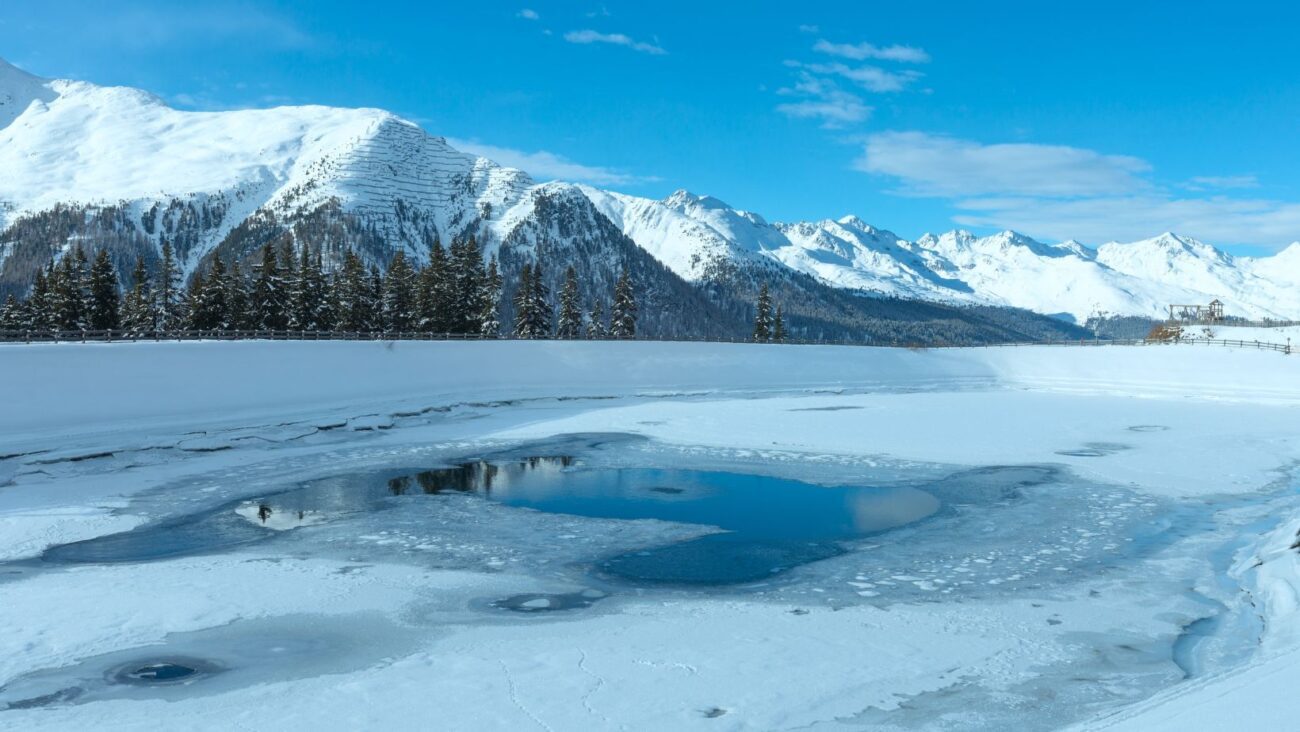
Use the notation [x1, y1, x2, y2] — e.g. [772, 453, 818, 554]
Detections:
[3, 0, 1299, 253]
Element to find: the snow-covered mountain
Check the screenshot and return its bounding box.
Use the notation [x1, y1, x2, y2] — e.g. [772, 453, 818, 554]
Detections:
[581, 189, 1300, 323]
[0, 58, 1293, 333]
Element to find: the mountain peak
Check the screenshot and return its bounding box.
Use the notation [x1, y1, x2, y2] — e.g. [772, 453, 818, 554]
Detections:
[0, 57, 56, 130]
[663, 189, 733, 211]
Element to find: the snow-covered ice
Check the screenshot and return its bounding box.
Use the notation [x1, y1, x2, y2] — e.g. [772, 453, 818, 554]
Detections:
[1, 340, 1298, 730]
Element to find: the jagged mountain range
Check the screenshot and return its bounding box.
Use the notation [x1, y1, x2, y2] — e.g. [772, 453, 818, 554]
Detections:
[0, 59, 1293, 342]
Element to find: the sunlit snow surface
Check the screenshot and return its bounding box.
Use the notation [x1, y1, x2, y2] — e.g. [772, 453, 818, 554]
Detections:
[1, 342, 1299, 731]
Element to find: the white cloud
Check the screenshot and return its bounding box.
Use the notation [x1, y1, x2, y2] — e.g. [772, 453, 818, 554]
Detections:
[1185, 175, 1259, 191]
[798, 24, 820, 33]
[776, 72, 872, 127]
[446, 138, 655, 187]
[789, 60, 922, 93]
[563, 29, 666, 55]
[857, 131, 1151, 197]
[857, 131, 1299, 248]
[517, 8, 540, 20]
[813, 40, 930, 64]
[949, 195, 1300, 249]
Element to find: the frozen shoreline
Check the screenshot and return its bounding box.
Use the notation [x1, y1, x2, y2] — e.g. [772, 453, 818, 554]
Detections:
[2, 341, 1298, 729]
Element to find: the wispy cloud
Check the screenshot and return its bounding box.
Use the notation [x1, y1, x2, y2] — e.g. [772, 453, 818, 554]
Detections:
[107, 6, 315, 51]
[950, 195, 1300, 249]
[517, 8, 540, 20]
[563, 29, 666, 55]
[787, 60, 922, 93]
[776, 72, 872, 127]
[813, 40, 930, 64]
[1185, 175, 1259, 191]
[798, 24, 820, 34]
[446, 138, 656, 187]
[857, 131, 1150, 197]
[775, 36, 926, 128]
[858, 131, 1298, 248]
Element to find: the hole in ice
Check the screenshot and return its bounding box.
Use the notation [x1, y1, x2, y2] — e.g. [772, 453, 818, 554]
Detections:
[112, 659, 216, 685]
[490, 589, 608, 613]
[1127, 425, 1170, 432]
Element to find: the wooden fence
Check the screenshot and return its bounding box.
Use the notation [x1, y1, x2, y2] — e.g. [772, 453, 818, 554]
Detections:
[0, 330, 1291, 354]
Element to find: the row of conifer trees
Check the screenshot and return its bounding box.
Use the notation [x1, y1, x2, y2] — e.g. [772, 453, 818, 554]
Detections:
[0, 238, 639, 339]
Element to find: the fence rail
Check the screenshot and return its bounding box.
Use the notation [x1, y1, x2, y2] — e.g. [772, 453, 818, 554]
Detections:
[0, 330, 1291, 354]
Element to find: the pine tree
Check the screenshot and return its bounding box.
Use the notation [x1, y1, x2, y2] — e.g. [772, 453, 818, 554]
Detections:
[367, 265, 384, 332]
[478, 255, 502, 337]
[222, 261, 249, 330]
[556, 265, 582, 339]
[586, 300, 607, 339]
[753, 282, 773, 342]
[528, 259, 553, 337]
[450, 236, 485, 334]
[382, 251, 418, 332]
[512, 262, 534, 337]
[88, 248, 121, 330]
[334, 250, 369, 331]
[155, 241, 183, 332]
[51, 248, 88, 331]
[308, 249, 334, 330]
[279, 239, 301, 328]
[0, 294, 22, 331]
[28, 266, 54, 332]
[189, 257, 230, 330]
[416, 240, 448, 332]
[184, 272, 206, 329]
[73, 246, 93, 326]
[121, 256, 154, 335]
[610, 268, 637, 338]
[250, 243, 288, 329]
[773, 304, 787, 343]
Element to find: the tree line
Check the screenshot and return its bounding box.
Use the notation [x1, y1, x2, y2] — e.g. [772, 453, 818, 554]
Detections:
[0, 238, 641, 339]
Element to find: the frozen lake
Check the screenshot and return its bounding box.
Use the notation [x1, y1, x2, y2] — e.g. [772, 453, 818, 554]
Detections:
[2, 341, 1298, 730]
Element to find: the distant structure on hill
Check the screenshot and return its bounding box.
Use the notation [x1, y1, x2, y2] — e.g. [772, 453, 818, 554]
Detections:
[1167, 300, 1225, 323]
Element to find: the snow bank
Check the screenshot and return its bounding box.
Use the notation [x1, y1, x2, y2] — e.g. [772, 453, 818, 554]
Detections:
[1, 340, 1295, 448]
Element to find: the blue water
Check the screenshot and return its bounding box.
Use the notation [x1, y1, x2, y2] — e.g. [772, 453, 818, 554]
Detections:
[42, 457, 942, 585]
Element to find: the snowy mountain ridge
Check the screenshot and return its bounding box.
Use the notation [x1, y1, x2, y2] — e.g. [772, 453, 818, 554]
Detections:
[1, 58, 1297, 325]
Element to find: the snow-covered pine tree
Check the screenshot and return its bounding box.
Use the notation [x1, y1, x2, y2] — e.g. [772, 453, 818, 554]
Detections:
[610, 268, 637, 338]
[155, 241, 183, 332]
[382, 251, 417, 332]
[512, 262, 534, 337]
[88, 248, 121, 330]
[222, 260, 249, 330]
[528, 259, 553, 337]
[478, 254, 503, 337]
[189, 256, 231, 330]
[416, 239, 447, 332]
[308, 249, 334, 330]
[183, 272, 205, 329]
[120, 256, 153, 335]
[27, 266, 54, 332]
[753, 282, 772, 342]
[287, 243, 311, 330]
[334, 250, 368, 332]
[50, 249, 87, 331]
[586, 300, 606, 339]
[0, 294, 22, 331]
[250, 242, 289, 330]
[73, 246, 93, 326]
[773, 304, 787, 343]
[450, 237, 485, 334]
[556, 265, 582, 339]
[367, 265, 384, 332]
